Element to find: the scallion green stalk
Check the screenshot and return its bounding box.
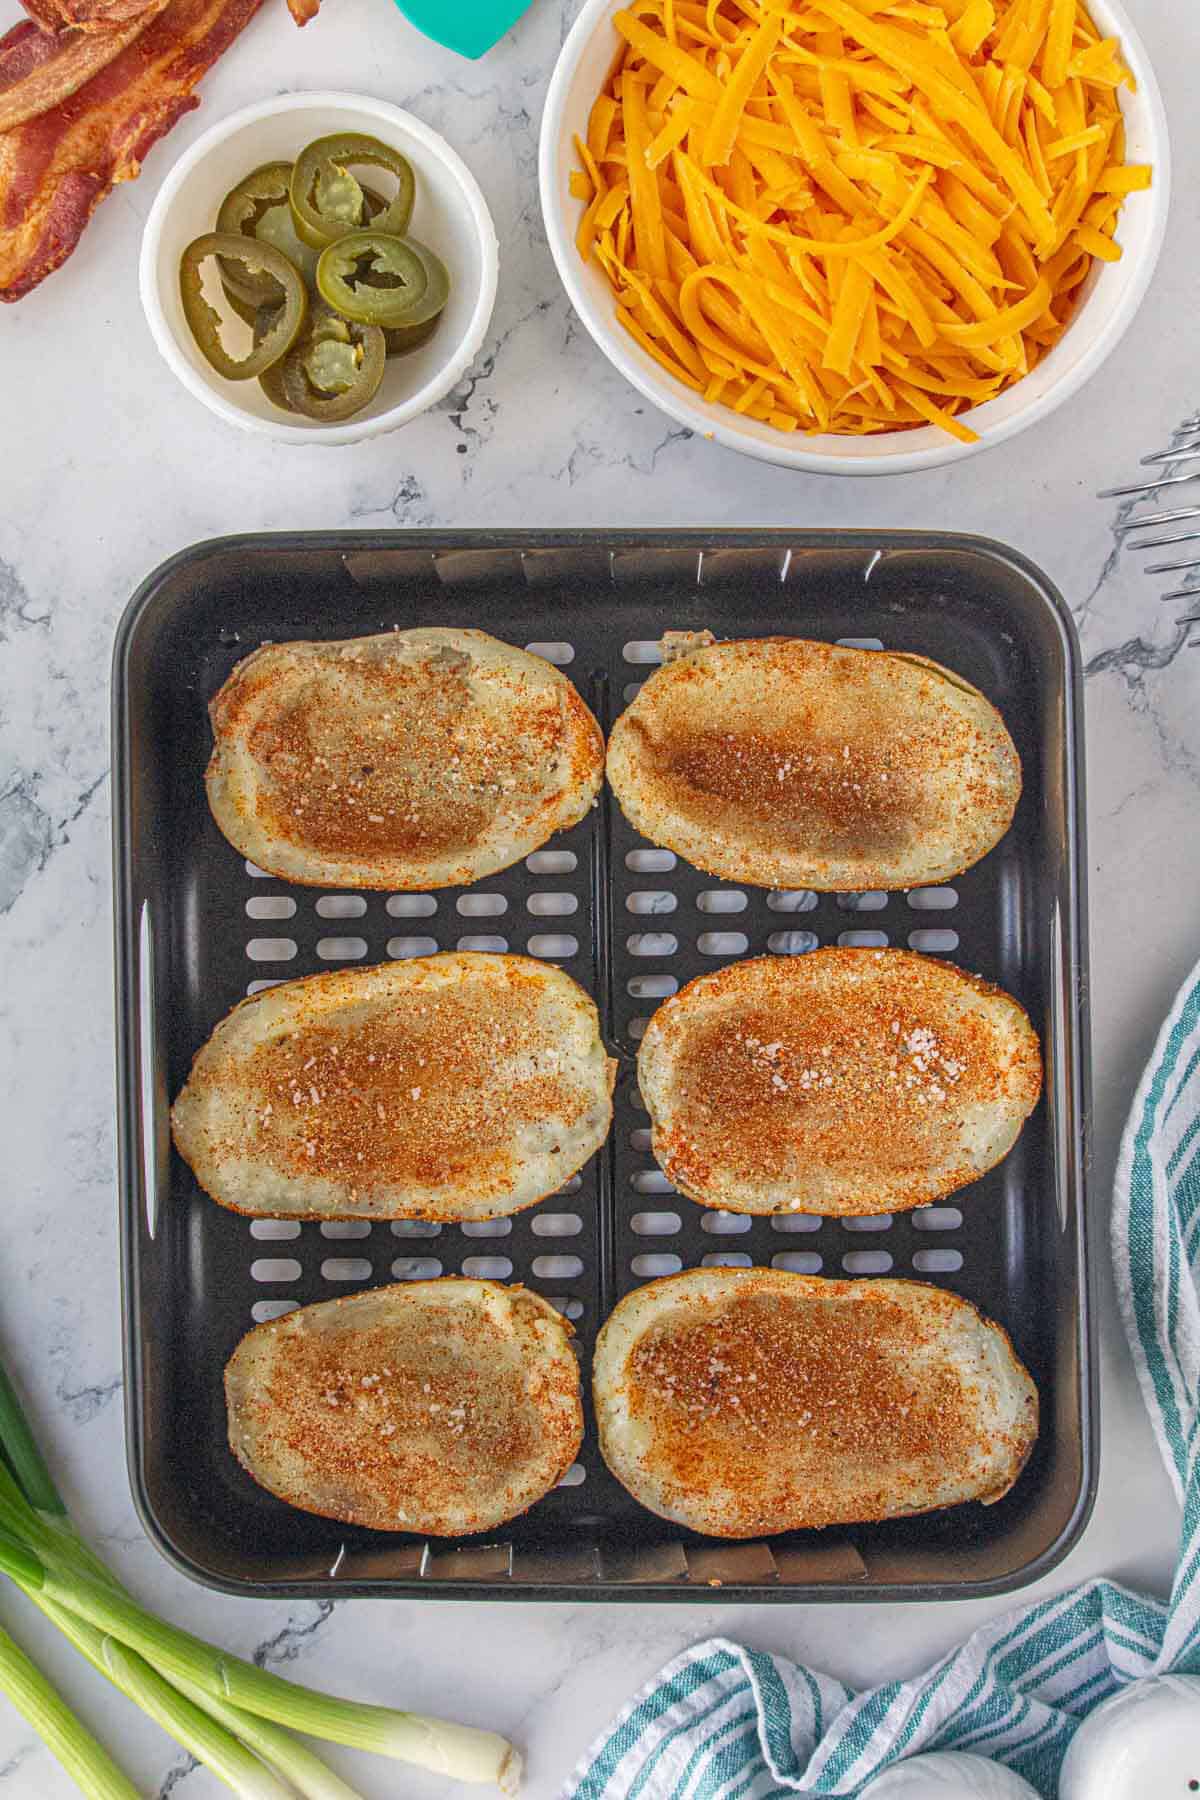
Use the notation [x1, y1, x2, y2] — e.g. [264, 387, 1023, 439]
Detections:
[0, 1527, 46, 1592]
[0, 1451, 367, 1800]
[0, 1363, 65, 1516]
[167, 1668, 371, 1800]
[0, 1619, 137, 1800]
[0, 1505, 368, 1800]
[0, 1456, 45, 1550]
[101, 1638, 295, 1800]
[0, 1346, 520, 1794]
[0, 1534, 519, 1791]
[38, 1592, 367, 1800]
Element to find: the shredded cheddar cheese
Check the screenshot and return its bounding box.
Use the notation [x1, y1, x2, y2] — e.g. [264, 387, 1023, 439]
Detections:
[572, 0, 1149, 441]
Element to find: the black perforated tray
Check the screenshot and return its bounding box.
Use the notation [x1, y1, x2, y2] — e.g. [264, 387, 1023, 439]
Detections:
[113, 530, 1093, 1601]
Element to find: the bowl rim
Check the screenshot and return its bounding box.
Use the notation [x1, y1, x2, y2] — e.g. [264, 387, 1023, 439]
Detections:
[538, 0, 1171, 475]
[140, 90, 500, 447]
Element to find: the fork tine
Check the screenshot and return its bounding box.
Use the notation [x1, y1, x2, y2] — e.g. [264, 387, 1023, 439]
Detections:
[1115, 506, 1200, 535]
[1102, 438, 1200, 630]
[1097, 468, 1200, 500]
[1141, 443, 1200, 465]
[1124, 530, 1200, 551]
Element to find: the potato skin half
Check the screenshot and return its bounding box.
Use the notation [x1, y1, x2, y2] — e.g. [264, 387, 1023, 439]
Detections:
[606, 635, 1021, 890]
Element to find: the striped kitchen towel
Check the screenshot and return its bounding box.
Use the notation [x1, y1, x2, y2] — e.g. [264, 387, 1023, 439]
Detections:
[567, 958, 1200, 1800]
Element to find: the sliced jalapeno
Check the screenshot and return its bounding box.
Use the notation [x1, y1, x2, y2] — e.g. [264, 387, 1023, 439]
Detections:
[256, 185, 389, 283]
[278, 302, 386, 421]
[216, 163, 297, 305]
[289, 133, 415, 251]
[315, 230, 429, 327]
[383, 314, 441, 357]
[254, 305, 297, 412]
[388, 236, 450, 327]
[221, 281, 260, 329]
[250, 200, 319, 286]
[179, 233, 307, 380]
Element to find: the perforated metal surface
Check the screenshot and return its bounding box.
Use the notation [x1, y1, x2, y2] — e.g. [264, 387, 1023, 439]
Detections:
[114, 531, 1093, 1601]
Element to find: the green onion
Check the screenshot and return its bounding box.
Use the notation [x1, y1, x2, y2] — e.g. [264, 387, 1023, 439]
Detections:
[10, 1543, 518, 1790]
[42, 1592, 368, 1800]
[0, 1619, 137, 1800]
[0, 1463, 298, 1796]
[0, 1455, 45, 1549]
[165, 1670, 370, 1800]
[101, 1638, 295, 1800]
[0, 1361, 65, 1517]
[0, 1525, 45, 1591]
[0, 1447, 368, 1798]
[44, 1595, 351, 1800]
[0, 1343, 522, 1795]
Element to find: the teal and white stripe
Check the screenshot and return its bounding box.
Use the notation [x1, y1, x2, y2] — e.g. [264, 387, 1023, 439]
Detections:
[568, 959, 1200, 1800]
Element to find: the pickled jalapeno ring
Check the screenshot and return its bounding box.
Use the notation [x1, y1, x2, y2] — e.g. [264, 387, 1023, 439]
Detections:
[248, 198, 319, 288]
[215, 163, 298, 304]
[253, 304, 297, 412]
[315, 230, 429, 327]
[179, 233, 307, 380]
[189, 133, 450, 425]
[278, 303, 386, 420]
[289, 133, 415, 251]
[382, 314, 441, 357]
[221, 281, 261, 329]
[386, 235, 450, 327]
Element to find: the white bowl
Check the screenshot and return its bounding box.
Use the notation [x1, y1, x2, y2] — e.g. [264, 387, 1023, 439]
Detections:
[141, 92, 499, 445]
[539, 0, 1170, 475]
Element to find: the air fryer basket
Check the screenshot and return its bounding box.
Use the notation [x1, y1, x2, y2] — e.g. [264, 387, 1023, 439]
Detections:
[113, 530, 1093, 1600]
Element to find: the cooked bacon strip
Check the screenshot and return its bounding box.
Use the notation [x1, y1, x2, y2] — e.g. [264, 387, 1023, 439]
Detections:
[0, 4, 169, 133]
[21, 0, 162, 36]
[0, 20, 59, 79]
[18, 0, 64, 32]
[0, 0, 267, 301]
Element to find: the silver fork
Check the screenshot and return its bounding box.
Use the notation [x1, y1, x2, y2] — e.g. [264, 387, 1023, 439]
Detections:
[1098, 415, 1200, 635]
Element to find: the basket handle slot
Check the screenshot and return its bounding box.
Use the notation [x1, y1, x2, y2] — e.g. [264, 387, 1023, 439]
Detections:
[136, 901, 166, 1242]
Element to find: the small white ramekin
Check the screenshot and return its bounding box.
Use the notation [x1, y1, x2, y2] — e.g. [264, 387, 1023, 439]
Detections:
[539, 0, 1170, 476]
[140, 92, 499, 446]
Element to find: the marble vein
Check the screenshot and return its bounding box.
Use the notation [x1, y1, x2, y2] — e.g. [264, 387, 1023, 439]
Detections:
[350, 472, 436, 527]
[0, 1745, 34, 1783]
[0, 562, 48, 641]
[252, 1602, 336, 1669]
[0, 765, 107, 917]
[155, 1753, 200, 1798]
[0, 774, 55, 917]
[55, 1373, 122, 1426]
[1085, 623, 1194, 680]
[438, 296, 558, 468]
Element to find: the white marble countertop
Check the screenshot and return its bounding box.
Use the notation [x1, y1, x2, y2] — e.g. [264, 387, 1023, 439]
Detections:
[0, 0, 1197, 1792]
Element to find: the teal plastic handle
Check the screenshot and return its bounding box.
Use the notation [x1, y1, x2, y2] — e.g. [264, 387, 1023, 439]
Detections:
[393, 0, 533, 58]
